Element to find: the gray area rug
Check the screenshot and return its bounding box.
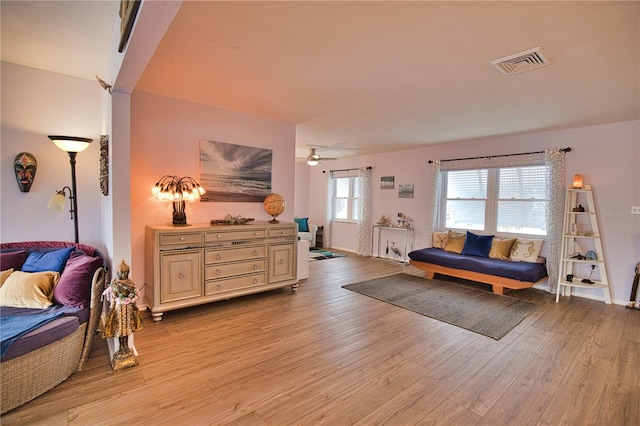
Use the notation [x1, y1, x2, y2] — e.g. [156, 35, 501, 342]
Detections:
[342, 274, 539, 340]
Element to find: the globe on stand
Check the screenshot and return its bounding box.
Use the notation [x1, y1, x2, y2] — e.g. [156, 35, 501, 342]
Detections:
[263, 193, 286, 223]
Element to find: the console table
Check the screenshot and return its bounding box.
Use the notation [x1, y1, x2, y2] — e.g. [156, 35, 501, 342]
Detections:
[372, 225, 415, 264]
[145, 221, 298, 321]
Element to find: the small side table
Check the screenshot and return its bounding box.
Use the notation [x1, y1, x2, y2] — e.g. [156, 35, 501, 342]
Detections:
[371, 225, 414, 264]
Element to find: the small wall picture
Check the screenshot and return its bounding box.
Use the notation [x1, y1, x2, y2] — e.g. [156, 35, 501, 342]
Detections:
[381, 176, 394, 189]
[398, 184, 414, 198]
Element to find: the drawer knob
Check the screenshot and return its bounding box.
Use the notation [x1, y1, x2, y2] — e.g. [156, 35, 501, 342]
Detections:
[254, 278, 258, 284]
[217, 284, 222, 291]
[279, 259, 284, 264]
[253, 250, 259, 256]
[216, 254, 222, 260]
[281, 231, 286, 234]
[215, 269, 221, 275]
[217, 234, 222, 239]
[253, 264, 258, 270]
[254, 232, 258, 236]
[180, 237, 185, 241]
[178, 272, 185, 279]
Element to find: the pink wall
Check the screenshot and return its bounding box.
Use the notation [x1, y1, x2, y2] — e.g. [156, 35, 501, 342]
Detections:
[0, 63, 105, 250]
[130, 91, 296, 291]
[303, 120, 640, 304]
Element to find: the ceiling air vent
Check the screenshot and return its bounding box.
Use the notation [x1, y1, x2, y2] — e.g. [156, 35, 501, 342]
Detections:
[490, 47, 551, 75]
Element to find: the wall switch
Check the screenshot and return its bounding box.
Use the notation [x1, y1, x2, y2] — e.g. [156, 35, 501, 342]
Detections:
[632, 206, 640, 215]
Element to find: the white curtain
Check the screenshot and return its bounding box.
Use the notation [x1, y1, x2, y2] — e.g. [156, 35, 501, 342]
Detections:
[427, 149, 567, 292]
[356, 167, 372, 256]
[322, 171, 333, 249]
[544, 148, 567, 293]
[426, 160, 441, 248]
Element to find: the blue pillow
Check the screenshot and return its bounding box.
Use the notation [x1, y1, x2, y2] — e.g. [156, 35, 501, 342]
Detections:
[461, 231, 494, 258]
[294, 218, 309, 233]
[22, 247, 75, 273]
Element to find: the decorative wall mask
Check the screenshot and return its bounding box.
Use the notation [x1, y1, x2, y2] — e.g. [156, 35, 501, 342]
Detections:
[14, 152, 37, 192]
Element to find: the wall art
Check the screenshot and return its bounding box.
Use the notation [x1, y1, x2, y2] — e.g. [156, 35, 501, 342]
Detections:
[118, 0, 141, 52]
[398, 184, 414, 198]
[199, 140, 272, 202]
[100, 135, 109, 196]
[381, 176, 394, 189]
[14, 152, 37, 192]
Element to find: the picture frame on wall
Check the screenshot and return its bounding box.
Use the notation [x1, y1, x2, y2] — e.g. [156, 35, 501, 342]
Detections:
[199, 140, 273, 202]
[398, 184, 414, 198]
[381, 176, 394, 189]
[118, 0, 141, 52]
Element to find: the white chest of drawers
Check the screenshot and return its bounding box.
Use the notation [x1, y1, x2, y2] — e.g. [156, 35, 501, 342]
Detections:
[145, 222, 298, 321]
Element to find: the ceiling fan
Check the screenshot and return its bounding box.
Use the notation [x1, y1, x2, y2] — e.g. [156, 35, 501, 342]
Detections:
[305, 147, 337, 166]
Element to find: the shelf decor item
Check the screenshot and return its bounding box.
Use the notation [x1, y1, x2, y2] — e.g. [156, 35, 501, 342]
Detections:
[571, 174, 584, 189]
[151, 175, 206, 226]
[263, 193, 286, 223]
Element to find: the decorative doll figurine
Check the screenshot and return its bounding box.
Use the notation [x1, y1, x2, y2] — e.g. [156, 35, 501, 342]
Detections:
[102, 259, 143, 371]
[14, 152, 37, 192]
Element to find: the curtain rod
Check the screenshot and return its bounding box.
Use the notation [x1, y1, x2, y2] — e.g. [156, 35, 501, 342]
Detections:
[323, 166, 372, 173]
[428, 147, 571, 164]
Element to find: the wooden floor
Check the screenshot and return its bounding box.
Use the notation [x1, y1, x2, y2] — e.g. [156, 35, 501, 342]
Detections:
[3, 252, 639, 425]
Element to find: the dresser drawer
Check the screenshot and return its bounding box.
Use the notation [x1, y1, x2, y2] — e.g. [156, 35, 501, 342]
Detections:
[205, 273, 267, 295]
[159, 232, 203, 246]
[268, 227, 297, 238]
[205, 259, 267, 280]
[205, 245, 266, 264]
[205, 229, 266, 242]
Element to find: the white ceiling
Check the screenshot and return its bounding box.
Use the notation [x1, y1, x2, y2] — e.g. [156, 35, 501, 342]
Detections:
[2, 1, 639, 160]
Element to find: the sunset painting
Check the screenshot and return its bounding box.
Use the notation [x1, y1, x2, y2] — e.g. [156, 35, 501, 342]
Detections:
[199, 140, 272, 202]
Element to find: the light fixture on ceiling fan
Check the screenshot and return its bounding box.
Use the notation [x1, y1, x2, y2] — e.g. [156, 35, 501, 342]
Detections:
[306, 148, 336, 166]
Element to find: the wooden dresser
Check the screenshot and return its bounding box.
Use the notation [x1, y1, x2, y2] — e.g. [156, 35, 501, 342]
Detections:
[145, 221, 298, 321]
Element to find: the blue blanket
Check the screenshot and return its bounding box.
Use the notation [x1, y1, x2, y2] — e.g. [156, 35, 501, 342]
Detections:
[1, 312, 64, 357]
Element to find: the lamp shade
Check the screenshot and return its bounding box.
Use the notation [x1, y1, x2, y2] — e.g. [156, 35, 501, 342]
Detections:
[48, 135, 93, 153]
[47, 191, 66, 211]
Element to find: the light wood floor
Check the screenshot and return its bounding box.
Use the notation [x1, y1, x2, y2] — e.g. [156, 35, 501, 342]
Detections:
[3, 252, 639, 425]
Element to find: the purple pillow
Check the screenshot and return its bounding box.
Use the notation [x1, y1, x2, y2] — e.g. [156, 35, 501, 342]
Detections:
[461, 231, 494, 258]
[0, 250, 28, 271]
[22, 247, 74, 273]
[53, 252, 102, 308]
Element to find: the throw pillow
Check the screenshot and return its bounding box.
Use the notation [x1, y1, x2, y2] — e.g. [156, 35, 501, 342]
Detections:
[444, 230, 466, 254]
[21, 247, 74, 273]
[510, 238, 544, 263]
[294, 217, 309, 233]
[461, 231, 494, 258]
[0, 250, 28, 271]
[53, 252, 102, 308]
[489, 238, 517, 260]
[1, 269, 14, 287]
[432, 231, 448, 249]
[0, 271, 60, 309]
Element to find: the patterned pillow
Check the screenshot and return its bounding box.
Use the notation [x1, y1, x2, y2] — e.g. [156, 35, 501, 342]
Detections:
[444, 230, 466, 254]
[510, 239, 544, 263]
[432, 231, 448, 249]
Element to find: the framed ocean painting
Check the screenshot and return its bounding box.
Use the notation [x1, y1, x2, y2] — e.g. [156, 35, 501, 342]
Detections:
[199, 140, 272, 202]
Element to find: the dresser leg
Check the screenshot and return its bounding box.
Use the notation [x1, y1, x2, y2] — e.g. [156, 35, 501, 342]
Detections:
[151, 312, 163, 322]
[291, 283, 298, 292]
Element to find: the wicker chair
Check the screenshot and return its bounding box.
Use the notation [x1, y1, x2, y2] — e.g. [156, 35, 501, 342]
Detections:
[0, 242, 107, 414]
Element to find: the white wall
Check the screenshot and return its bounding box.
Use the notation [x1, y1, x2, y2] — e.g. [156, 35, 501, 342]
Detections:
[1, 62, 105, 251]
[304, 120, 640, 305]
[130, 91, 296, 291]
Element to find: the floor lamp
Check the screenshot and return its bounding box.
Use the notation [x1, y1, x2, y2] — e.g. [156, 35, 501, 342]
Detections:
[47, 135, 93, 243]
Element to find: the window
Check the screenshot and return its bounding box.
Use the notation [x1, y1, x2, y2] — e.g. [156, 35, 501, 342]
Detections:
[333, 176, 359, 221]
[441, 165, 548, 236]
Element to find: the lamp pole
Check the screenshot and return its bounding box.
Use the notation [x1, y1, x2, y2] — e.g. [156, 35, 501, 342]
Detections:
[67, 151, 79, 243]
